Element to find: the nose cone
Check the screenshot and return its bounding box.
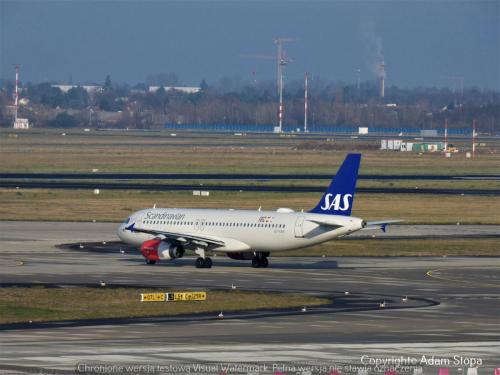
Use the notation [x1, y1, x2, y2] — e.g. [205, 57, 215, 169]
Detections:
[117, 223, 127, 241]
[117, 217, 132, 243]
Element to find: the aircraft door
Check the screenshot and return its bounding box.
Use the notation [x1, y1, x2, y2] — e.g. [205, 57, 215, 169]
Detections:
[294, 216, 305, 238]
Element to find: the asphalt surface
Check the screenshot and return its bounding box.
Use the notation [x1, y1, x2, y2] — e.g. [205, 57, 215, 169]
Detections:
[0, 221, 499, 374]
[1, 180, 499, 195]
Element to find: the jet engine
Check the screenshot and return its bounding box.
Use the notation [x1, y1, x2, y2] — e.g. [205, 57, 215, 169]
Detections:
[140, 238, 185, 262]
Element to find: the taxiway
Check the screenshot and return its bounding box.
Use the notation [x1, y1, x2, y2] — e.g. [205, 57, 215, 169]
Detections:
[0, 221, 499, 373]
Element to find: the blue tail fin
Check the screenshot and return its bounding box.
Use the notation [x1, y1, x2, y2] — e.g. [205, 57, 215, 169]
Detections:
[309, 153, 361, 216]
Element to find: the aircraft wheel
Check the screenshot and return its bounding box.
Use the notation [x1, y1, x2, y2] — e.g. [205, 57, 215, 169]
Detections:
[195, 257, 205, 268]
[146, 259, 156, 265]
[251, 258, 260, 268]
[204, 257, 213, 268]
[260, 257, 269, 268]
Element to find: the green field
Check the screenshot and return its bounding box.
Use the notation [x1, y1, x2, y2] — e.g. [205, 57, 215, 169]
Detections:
[0, 287, 329, 324]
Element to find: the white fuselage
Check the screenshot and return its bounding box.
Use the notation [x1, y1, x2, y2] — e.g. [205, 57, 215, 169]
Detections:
[117, 208, 364, 254]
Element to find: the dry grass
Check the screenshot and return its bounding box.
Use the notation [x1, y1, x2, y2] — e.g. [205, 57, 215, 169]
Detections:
[1, 130, 499, 174]
[0, 287, 329, 324]
[0, 189, 498, 224]
[1, 189, 499, 224]
[284, 238, 500, 257]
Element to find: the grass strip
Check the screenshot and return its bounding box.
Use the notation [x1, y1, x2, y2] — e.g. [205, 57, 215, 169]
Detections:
[1, 189, 499, 224]
[0, 287, 329, 324]
[284, 238, 500, 257]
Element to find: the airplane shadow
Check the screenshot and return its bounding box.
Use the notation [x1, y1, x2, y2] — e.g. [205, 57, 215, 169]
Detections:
[59, 241, 341, 270]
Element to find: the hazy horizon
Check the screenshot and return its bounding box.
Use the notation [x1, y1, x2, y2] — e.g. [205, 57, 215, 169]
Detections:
[1, 0, 498, 90]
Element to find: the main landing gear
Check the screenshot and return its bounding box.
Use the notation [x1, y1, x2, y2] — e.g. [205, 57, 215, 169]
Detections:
[251, 252, 269, 268]
[195, 248, 212, 269]
[195, 257, 213, 269]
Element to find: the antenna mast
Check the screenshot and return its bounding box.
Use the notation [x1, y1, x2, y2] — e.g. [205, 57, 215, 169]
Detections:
[304, 72, 308, 133]
[472, 119, 476, 159]
[380, 61, 385, 99]
[444, 118, 448, 152]
[14, 64, 19, 121]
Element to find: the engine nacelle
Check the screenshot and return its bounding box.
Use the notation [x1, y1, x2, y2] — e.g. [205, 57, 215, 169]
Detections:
[140, 239, 185, 261]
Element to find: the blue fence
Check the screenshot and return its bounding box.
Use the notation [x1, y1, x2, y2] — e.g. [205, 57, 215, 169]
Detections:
[165, 123, 471, 135]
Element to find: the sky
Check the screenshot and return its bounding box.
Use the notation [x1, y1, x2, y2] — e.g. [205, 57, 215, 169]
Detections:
[0, 0, 499, 90]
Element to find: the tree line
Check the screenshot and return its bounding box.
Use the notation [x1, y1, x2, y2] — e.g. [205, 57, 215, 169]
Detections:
[0, 75, 498, 132]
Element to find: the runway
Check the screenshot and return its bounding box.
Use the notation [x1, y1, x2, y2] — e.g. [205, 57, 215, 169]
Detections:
[1, 180, 499, 195]
[0, 221, 499, 373]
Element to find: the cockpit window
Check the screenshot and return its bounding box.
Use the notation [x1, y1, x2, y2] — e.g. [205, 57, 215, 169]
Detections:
[123, 217, 131, 224]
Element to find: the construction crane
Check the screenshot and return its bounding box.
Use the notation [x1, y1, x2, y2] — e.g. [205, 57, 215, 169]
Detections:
[240, 37, 296, 132]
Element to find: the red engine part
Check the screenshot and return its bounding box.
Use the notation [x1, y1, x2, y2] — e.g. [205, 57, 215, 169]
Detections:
[140, 238, 161, 261]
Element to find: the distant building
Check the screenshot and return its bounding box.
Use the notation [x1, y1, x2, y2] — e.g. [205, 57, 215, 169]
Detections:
[148, 86, 201, 94]
[96, 111, 123, 123]
[13, 118, 30, 129]
[51, 85, 103, 94]
[381, 139, 445, 152]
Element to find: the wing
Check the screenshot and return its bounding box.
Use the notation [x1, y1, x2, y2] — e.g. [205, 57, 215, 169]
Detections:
[125, 223, 225, 247]
[362, 220, 403, 232]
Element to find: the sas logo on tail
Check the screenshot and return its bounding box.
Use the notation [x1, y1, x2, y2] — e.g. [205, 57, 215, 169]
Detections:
[320, 193, 352, 211]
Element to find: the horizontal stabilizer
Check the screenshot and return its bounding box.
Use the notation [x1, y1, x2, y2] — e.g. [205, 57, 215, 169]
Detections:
[362, 220, 403, 233]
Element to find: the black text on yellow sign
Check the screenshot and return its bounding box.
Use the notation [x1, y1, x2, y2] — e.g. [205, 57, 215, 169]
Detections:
[140, 293, 166, 302]
[167, 292, 207, 301]
[140, 292, 206, 302]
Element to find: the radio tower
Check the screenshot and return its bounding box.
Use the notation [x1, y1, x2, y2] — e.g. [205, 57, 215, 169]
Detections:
[12, 64, 29, 129]
[472, 119, 476, 159]
[444, 118, 448, 152]
[274, 37, 295, 133]
[380, 61, 386, 99]
[304, 72, 308, 133]
[14, 64, 19, 121]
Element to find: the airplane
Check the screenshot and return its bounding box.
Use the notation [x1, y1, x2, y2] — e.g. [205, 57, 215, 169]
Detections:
[117, 153, 398, 268]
